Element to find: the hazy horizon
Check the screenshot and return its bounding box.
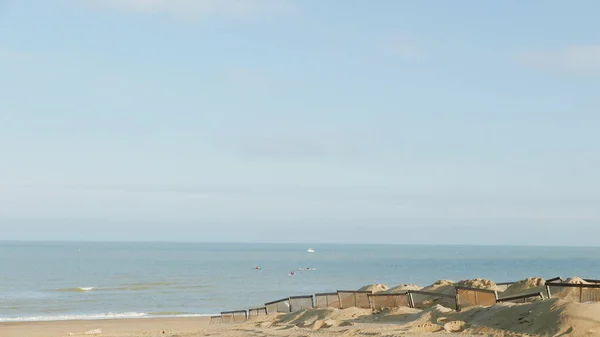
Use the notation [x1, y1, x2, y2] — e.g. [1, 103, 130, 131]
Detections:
[3, 239, 600, 249]
[1, 1, 599, 245]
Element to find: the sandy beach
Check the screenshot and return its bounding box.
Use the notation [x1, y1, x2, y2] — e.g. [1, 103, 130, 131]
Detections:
[0, 314, 480, 337]
[1, 317, 214, 337]
[4, 293, 600, 337]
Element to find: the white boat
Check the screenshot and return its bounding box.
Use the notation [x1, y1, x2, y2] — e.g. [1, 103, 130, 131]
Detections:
[306, 248, 315, 253]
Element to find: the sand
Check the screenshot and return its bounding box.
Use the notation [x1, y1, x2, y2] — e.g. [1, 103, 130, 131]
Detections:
[385, 283, 423, 293]
[499, 277, 547, 300]
[0, 317, 211, 337]
[7, 298, 600, 337]
[358, 283, 389, 293]
[0, 315, 479, 337]
[6, 276, 600, 337]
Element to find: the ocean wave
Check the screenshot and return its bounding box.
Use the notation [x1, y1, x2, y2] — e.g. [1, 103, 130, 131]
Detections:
[0, 312, 148, 322]
[0, 312, 215, 322]
[147, 311, 189, 316]
[108, 282, 178, 292]
[55, 287, 95, 293]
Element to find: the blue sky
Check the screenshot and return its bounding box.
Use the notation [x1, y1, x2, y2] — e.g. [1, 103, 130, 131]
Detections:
[1, 0, 599, 244]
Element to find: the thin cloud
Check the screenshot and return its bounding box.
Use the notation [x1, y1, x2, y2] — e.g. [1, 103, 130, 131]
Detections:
[517, 45, 600, 76]
[84, 0, 293, 20]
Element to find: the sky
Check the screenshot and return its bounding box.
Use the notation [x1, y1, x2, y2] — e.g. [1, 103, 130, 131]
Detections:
[0, 0, 599, 245]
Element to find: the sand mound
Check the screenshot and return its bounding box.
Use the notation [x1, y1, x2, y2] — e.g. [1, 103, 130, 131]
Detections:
[566, 276, 590, 284]
[384, 284, 422, 293]
[408, 278, 497, 310]
[400, 305, 456, 333]
[548, 276, 598, 302]
[358, 284, 388, 293]
[427, 279, 455, 289]
[357, 306, 421, 324]
[461, 298, 600, 336]
[273, 307, 372, 329]
[410, 322, 443, 332]
[443, 320, 468, 332]
[399, 298, 600, 337]
[420, 280, 456, 295]
[500, 277, 546, 299]
[456, 278, 499, 291]
[410, 280, 457, 309]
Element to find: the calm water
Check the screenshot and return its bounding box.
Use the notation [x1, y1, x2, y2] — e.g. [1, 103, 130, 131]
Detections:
[1, 241, 599, 321]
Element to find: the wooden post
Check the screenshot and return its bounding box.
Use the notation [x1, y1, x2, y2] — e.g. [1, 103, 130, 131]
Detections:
[408, 292, 415, 308]
[546, 285, 552, 299]
[580, 287, 584, 303]
[455, 288, 460, 312]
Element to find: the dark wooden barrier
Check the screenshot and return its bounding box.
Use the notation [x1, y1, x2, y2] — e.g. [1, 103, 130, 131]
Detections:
[545, 282, 600, 303]
[497, 292, 544, 303]
[337, 290, 372, 309]
[455, 286, 498, 311]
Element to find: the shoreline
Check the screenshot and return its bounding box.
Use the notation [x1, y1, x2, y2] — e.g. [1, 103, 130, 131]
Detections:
[1, 316, 213, 337]
[0, 313, 217, 324]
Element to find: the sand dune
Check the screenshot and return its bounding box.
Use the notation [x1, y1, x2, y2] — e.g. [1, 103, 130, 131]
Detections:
[499, 277, 547, 300]
[358, 283, 389, 293]
[5, 276, 600, 337]
[5, 299, 600, 337]
[259, 298, 600, 336]
[385, 283, 423, 293]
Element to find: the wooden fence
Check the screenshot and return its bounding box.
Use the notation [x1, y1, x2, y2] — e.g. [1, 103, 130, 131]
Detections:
[455, 286, 498, 310]
[220, 310, 247, 323]
[315, 292, 341, 309]
[368, 292, 411, 310]
[265, 298, 291, 314]
[337, 290, 372, 309]
[214, 276, 600, 324]
[289, 295, 314, 312]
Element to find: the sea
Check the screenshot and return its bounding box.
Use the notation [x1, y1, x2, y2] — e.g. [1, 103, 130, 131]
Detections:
[1, 241, 599, 322]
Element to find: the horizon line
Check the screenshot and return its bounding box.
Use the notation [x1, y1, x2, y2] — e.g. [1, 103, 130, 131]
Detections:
[0, 239, 597, 248]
